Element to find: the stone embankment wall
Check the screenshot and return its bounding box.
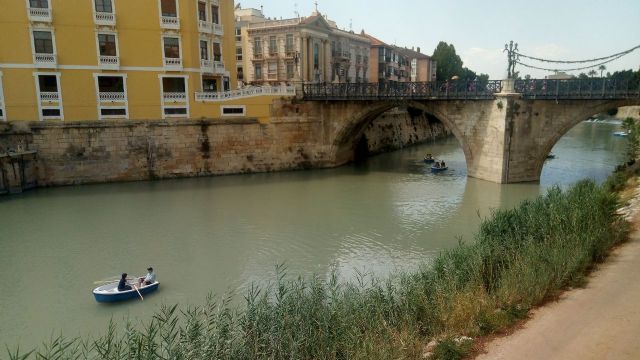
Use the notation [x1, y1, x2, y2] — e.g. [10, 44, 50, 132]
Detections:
[364, 107, 451, 154]
[0, 104, 450, 192]
[617, 106, 640, 120]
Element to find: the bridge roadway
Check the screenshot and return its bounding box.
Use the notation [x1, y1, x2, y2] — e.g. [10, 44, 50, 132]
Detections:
[293, 78, 640, 183]
[302, 78, 640, 101]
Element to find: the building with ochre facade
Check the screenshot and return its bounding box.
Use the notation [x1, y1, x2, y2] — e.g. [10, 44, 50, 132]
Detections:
[0, 0, 293, 122]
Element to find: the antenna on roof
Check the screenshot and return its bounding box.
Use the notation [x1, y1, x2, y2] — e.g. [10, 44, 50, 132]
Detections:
[294, 2, 299, 18]
[349, 19, 352, 32]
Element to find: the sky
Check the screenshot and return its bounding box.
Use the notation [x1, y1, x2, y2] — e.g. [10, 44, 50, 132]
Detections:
[236, 0, 640, 79]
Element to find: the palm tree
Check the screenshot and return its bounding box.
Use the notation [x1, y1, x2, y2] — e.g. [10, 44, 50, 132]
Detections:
[588, 69, 598, 78]
[598, 65, 606, 78]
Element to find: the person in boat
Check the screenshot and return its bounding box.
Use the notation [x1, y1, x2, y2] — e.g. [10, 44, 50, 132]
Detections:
[425, 153, 433, 160]
[118, 273, 132, 291]
[138, 267, 156, 287]
[441, 161, 446, 168]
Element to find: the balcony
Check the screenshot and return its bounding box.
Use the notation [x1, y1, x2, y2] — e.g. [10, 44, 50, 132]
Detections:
[212, 23, 224, 36]
[161, 16, 180, 30]
[98, 92, 126, 102]
[163, 92, 187, 103]
[213, 61, 225, 74]
[201, 59, 213, 73]
[99, 55, 120, 69]
[28, 7, 52, 23]
[195, 85, 295, 102]
[198, 20, 212, 33]
[94, 11, 116, 26]
[40, 92, 60, 102]
[33, 53, 57, 68]
[163, 57, 182, 70]
[253, 53, 264, 61]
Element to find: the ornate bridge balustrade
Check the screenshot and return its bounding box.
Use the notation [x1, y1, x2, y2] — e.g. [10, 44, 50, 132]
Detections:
[302, 78, 640, 101]
[302, 80, 502, 100]
[514, 78, 640, 100]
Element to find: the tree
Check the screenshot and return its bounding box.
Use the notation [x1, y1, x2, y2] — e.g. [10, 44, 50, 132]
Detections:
[599, 65, 606, 78]
[431, 42, 463, 81]
[588, 69, 597, 78]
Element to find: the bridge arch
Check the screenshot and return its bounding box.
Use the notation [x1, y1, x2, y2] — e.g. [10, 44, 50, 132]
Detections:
[526, 100, 640, 180]
[330, 100, 471, 167]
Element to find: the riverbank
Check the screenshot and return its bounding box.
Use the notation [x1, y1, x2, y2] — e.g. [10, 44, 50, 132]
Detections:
[475, 176, 640, 360]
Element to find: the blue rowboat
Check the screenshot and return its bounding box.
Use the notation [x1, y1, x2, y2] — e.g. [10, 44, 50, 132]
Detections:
[423, 157, 435, 164]
[431, 165, 448, 172]
[93, 281, 159, 303]
[613, 131, 629, 137]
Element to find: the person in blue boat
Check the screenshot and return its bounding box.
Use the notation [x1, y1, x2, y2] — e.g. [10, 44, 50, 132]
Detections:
[118, 273, 132, 291]
[138, 266, 156, 287]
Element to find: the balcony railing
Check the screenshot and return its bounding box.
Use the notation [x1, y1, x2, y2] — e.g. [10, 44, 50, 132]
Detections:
[33, 53, 57, 68]
[195, 85, 296, 102]
[98, 92, 126, 102]
[161, 15, 180, 29]
[213, 61, 225, 74]
[253, 53, 263, 60]
[94, 11, 115, 26]
[201, 58, 213, 73]
[212, 23, 224, 36]
[198, 20, 212, 33]
[163, 92, 187, 103]
[40, 92, 60, 102]
[99, 55, 120, 69]
[28, 7, 52, 22]
[164, 57, 182, 70]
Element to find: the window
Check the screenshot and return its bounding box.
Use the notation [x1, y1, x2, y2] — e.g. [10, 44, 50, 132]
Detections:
[221, 106, 246, 116]
[101, 108, 126, 116]
[164, 108, 187, 115]
[29, 0, 48, 8]
[202, 77, 217, 92]
[236, 46, 242, 61]
[42, 108, 61, 117]
[313, 43, 319, 69]
[97, 76, 124, 92]
[235, 28, 242, 42]
[267, 62, 277, 79]
[269, 36, 277, 54]
[38, 74, 58, 92]
[211, 5, 219, 24]
[162, 77, 185, 92]
[254, 64, 262, 80]
[95, 0, 113, 12]
[286, 62, 294, 79]
[253, 37, 262, 55]
[200, 40, 209, 60]
[33, 31, 53, 54]
[237, 66, 244, 81]
[98, 34, 117, 56]
[163, 37, 180, 58]
[160, 0, 177, 17]
[213, 42, 221, 61]
[285, 34, 294, 53]
[197, 2, 206, 21]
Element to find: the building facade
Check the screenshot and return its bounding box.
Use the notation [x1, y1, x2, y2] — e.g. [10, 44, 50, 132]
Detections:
[235, 8, 370, 85]
[364, 33, 436, 83]
[0, 0, 280, 122]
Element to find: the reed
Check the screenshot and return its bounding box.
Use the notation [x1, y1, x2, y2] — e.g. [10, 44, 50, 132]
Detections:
[5, 179, 628, 360]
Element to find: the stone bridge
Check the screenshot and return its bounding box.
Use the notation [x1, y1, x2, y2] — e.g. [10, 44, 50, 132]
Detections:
[299, 78, 640, 183]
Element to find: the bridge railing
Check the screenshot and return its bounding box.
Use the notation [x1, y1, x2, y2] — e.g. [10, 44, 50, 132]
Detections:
[302, 80, 502, 100]
[514, 78, 640, 100]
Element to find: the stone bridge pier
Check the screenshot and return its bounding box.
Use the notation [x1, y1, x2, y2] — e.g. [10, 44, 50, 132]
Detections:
[306, 96, 639, 183]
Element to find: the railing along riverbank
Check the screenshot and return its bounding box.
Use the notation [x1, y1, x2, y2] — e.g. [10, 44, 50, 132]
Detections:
[195, 85, 295, 102]
[7, 177, 630, 359]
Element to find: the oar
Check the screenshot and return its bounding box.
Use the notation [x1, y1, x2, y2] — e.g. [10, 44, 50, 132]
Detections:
[132, 284, 144, 301]
[93, 276, 120, 284]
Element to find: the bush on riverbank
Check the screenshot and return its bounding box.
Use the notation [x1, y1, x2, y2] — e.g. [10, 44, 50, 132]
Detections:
[7, 180, 628, 360]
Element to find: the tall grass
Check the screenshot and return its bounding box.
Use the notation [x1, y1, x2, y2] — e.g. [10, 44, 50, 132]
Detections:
[5, 179, 628, 360]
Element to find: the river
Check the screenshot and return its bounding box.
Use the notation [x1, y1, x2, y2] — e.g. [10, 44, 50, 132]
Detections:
[0, 119, 627, 349]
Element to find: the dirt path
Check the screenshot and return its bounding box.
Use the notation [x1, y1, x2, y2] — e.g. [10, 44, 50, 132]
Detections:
[476, 186, 640, 360]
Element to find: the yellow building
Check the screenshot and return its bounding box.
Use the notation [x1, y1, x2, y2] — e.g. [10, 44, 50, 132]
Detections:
[0, 0, 293, 122]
